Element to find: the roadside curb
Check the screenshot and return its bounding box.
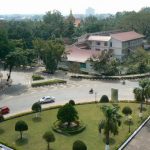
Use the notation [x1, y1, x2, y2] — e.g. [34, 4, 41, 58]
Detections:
[118, 115, 150, 150]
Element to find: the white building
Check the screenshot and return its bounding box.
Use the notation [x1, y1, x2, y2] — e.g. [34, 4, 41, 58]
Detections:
[62, 31, 144, 73]
[87, 31, 144, 59]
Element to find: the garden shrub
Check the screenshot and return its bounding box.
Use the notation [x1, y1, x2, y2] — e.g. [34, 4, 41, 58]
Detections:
[122, 106, 132, 116]
[100, 95, 109, 103]
[0, 115, 4, 122]
[73, 140, 87, 150]
[31, 79, 67, 87]
[69, 100, 75, 106]
[32, 74, 44, 81]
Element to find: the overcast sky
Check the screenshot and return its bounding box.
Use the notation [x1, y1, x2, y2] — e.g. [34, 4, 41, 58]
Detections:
[0, 0, 149, 15]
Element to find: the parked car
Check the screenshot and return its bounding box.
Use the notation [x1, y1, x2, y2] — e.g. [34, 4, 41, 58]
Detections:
[0, 106, 10, 115]
[39, 96, 55, 104]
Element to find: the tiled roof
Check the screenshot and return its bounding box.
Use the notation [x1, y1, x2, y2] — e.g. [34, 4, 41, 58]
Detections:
[111, 31, 144, 42]
[66, 45, 100, 63]
[88, 36, 111, 41]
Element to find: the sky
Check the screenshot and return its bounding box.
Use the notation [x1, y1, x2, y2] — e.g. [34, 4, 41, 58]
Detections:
[0, 0, 149, 15]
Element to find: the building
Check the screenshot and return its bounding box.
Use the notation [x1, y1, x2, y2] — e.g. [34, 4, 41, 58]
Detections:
[87, 31, 144, 59]
[61, 31, 144, 73]
[85, 7, 95, 16]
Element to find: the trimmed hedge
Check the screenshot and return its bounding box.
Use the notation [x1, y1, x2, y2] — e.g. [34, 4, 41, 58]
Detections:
[52, 120, 86, 135]
[73, 140, 87, 150]
[32, 74, 44, 81]
[69, 100, 76, 106]
[100, 95, 109, 103]
[70, 73, 150, 80]
[31, 79, 67, 87]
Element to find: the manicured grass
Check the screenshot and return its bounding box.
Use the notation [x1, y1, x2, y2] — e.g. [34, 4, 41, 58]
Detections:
[0, 103, 149, 150]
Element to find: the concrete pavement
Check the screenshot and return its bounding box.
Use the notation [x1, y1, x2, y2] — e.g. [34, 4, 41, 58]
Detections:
[124, 119, 150, 150]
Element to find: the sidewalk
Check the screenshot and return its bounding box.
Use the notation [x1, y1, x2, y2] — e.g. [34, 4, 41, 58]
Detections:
[124, 118, 150, 150]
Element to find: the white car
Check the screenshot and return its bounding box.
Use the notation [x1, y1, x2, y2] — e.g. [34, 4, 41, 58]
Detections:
[39, 96, 55, 104]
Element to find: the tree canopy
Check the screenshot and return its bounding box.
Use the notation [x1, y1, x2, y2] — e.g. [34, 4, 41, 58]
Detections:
[57, 103, 79, 127]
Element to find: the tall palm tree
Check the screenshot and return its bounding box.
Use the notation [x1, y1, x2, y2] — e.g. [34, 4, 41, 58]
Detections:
[99, 104, 122, 150]
[133, 79, 150, 113]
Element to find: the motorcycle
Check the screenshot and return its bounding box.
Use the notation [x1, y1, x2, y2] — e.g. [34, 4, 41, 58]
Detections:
[89, 88, 93, 94]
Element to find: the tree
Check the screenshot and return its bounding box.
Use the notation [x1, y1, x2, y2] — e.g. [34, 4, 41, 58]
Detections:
[43, 131, 55, 150]
[100, 95, 109, 103]
[0, 28, 14, 61]
[0, 114, 4, 122]
[125, 48, 150, 74]
[5, 48, 28, 81]
[69, 62, 80, 74]
[34, 39, 65, 74]
[133, 79, 150, 113]
[57, 103, 78, 128]
[15, 120, 28, 139]
[43, 10, 65, 38]
[32, 102, 42, 118]
[122, 106, 132, 120]
[99, 105, 121, 150]
[122, 106, 132, 116]
[91, 50, 119, 75]
[73, 140, 87, 150]
[69, 100, 75, 106]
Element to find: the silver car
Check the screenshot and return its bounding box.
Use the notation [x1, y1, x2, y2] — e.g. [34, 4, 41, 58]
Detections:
[39, 96, 55, 104]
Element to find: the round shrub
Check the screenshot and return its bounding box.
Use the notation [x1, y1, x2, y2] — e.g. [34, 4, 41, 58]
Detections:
[73, 140, 87, 150]
[0, 115, 4, 122]
[100, 95, 109, 103]
[122, 106, 132, 116]
[32, 74, 44, 81]
[69, 100, 75, 106]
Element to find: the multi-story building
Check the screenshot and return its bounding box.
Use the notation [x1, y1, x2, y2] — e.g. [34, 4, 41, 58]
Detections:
[87, 31, 144, 59]
[61, 31, 144, 73]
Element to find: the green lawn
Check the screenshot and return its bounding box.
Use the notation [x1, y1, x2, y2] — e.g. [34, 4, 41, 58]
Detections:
[0, 103, 149, 150]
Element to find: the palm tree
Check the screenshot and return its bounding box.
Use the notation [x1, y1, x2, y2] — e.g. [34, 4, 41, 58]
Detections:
[133, 79, 150, 113]
[99, 105, 121, 150]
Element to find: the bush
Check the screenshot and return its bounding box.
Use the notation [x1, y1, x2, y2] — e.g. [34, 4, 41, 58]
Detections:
[100, 95, 109, 103]
[31, 79, 67, 87]
[52, 120, 86, 135]
[0, 115, 4, 122]
[73, 140, 87, 150]
[69, 100, 75, 106]
[32, 74, 44, 81]
[122, 106, 132, 116]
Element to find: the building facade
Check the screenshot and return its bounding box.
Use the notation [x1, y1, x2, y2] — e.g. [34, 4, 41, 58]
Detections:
[87, 31, 144, 59]
[61, 31, 144, 73]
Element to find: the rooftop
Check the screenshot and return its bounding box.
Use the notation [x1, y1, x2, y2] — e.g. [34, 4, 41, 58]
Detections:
[111, 31, 144, 42]
[66, 45, 100, 63]
[88, 35, 111, 41]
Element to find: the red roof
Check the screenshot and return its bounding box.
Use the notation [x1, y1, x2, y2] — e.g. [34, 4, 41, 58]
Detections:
[111, 31, 144, 42]
[66, 45, 100, 63]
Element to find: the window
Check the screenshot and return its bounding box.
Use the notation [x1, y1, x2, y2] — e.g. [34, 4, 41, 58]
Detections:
[110, 42, 112, 47]
[104, 42, 108, 46]
[96, 48, 100, 51]
[80, 63, 86, 68]
[96, 42, 100, 45]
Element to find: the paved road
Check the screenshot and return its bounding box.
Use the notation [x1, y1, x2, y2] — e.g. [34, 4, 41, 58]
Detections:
[124, 119, 150, 150]
[0, 71, 139, 117]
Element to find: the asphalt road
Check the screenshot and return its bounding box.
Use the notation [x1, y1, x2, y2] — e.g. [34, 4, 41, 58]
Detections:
[0, 70, 140, 117]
